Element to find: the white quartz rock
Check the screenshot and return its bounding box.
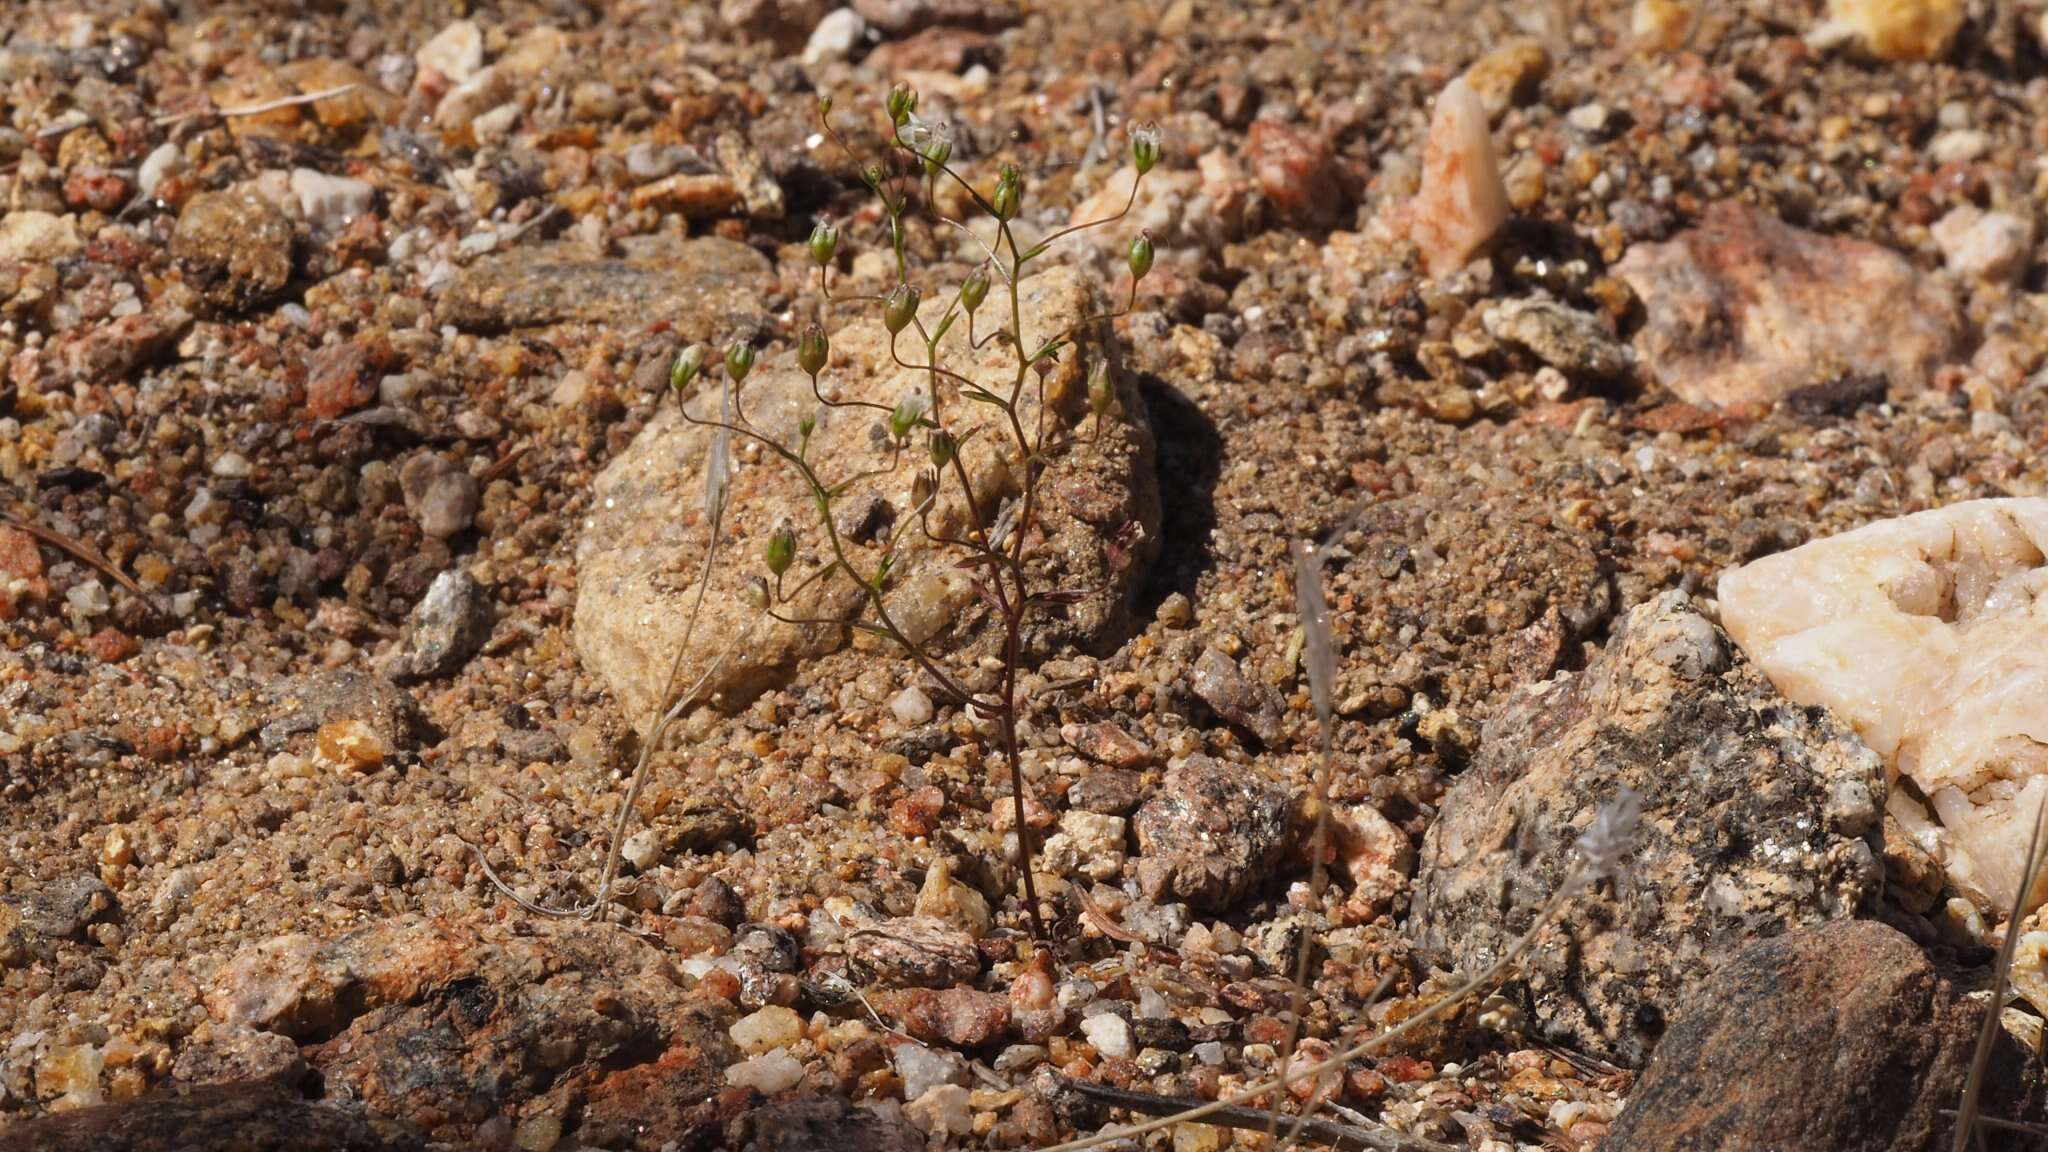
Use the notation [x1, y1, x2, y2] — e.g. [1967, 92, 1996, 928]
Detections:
[1720, 498, 2048, 913]
[1407, 77, 1510, 278]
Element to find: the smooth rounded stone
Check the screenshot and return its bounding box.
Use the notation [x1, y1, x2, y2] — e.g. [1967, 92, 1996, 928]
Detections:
[621, 828, 665, 873]
[1814, 0, 1963, 61]
[1602, 920, 2040, 1151]
[438, 235, 769, 334]
[1406, 77, 1509, 278]
[1720, 498, 2048, 917]
[1408, 590, 1884, 1067]
[730, 1005, 805, 1054]
[1933, 204, 2033, 284]
[726, 1049, 806, 1094]
[802, 7, 866, 65]
[398, 453, 478, 539]
[573, 267, 1160, 722]
[415, 19, 484, 83]
[173, 187, 293, 313]
[890, 685, 934, 726]
[1613, 201, 1965, 410]
[1132, 755, 1293, 912]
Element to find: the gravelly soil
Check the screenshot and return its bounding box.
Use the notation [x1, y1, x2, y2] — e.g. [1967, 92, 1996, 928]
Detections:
[3, 0, 2047, 1148]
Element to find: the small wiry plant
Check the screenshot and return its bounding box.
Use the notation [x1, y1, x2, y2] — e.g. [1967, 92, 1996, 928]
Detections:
[475, 83, 1162, 937]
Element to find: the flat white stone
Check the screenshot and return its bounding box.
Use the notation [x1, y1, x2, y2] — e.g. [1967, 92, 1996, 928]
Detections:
[1720, 498, 2048, 913]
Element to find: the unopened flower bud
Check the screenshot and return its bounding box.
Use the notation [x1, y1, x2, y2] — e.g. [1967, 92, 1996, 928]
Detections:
[725, 342, 756, 383]
[1131, 122, 1162, 175]
[922, 136, 953, 175]
[808, 220, 839, 266]
[961, 266, 990, 313]
[765, 528, 796, 576]
[1128, 232, 1154, 281]
[883, 283, 921, 334]
[886, 82, 919, 126]
[799, 410, 817, 441]
[670, 344, 705, 391]
[888, 395, 924, 441]
[991, 164, 1022, 221]
[799, 325, 829, 377]
[928, 429, 956, 468]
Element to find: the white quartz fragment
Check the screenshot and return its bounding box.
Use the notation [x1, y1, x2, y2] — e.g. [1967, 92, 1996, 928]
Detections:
[1720, 498, 2048, 913]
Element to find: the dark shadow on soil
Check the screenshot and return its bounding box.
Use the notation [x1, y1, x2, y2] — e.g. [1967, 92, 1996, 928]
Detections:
[1134, 372, 1222, 617]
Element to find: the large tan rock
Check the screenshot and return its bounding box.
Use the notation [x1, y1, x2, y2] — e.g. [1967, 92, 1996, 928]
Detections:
[1616, 202, 1966, 410]
[1720, 498, 2048, 915]
[574, 267, 1159, 722]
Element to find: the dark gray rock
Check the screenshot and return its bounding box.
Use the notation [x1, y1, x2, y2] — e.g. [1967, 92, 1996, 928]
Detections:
[1601, 920, 2045, 1152]
[744, 1096, 925, 1152]
[1409, 590, 1884, 1067]
[261, 669, 430, 753]
[0, 1080, 425, 1152]
[438, 235, 769, 333]
[386, 569, 492, 682]
[1132, 755, 1293, 912]
[846, 917, 981, 988]
[1190, 647, 1284, 745]
[1, 874, 113, 940]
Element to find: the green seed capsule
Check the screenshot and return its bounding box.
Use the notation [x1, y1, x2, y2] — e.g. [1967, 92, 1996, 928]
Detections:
[670, 344, 705, 391]
[961, 266, 990, 313]
[1128, 232, 1154, 281]
[808, 221, 839, 266]
[883, 284, 920, 335]
[798, 325, 829, 377]
[928, 429, 956, 468]
[1131, 122, 1161, 175]
[765, 528, 796, 576]
[1088, 360, 1115, 415]
[725, 342, 756, 384]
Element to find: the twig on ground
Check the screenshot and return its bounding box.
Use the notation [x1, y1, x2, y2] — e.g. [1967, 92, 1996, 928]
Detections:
[154, 82, 361, 127]
[0, 512, 166, 621]
[1061, 1079, 1458, 1152]
[1951, 792, 2048, 1151]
